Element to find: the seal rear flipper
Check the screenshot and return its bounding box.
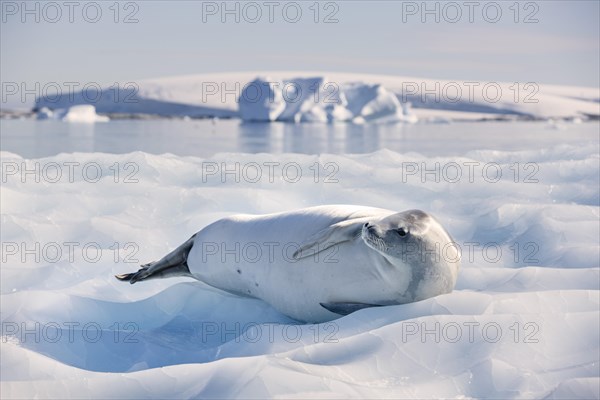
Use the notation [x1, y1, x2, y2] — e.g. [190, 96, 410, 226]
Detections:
[115, 234, 195, 284]
[320, 302, 383, 315]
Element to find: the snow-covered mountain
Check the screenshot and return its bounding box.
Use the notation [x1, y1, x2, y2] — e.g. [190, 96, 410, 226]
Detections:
[34, 72, 600, 122]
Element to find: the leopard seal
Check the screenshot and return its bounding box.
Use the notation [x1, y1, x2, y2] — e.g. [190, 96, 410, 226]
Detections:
[116, 205, 460, 322]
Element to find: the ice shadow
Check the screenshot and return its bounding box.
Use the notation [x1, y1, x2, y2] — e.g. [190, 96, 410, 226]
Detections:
[5, 282, 299, 372]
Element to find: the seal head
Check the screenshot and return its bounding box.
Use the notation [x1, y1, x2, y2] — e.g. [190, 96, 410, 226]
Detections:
[362, 210, 460, 300]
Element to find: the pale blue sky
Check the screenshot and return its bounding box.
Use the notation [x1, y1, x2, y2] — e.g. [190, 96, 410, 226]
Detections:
[1, 1, 599, 109]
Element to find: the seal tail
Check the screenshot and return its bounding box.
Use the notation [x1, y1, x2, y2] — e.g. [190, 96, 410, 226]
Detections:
[115, 234, 195, 284]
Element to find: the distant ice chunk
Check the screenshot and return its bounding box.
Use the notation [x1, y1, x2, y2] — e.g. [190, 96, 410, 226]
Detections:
[35, 105, 109, 123]
[238, 77, 417, 123]
[35, 107, 54, 120]
[60, 105, 109, 123]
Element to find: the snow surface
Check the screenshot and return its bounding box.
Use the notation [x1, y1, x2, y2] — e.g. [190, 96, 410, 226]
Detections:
[33, 72, 600, 121]
[1, 140, 599, 398]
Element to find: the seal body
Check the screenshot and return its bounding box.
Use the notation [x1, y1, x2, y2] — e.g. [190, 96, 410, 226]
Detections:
[117, 205, 460, 323]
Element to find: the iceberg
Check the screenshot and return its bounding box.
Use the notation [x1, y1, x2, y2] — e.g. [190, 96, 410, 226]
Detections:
[60, 105, 109, 123]
[35, 107, 54, 120]
[239, 77, 417, 123]
[35, 105, 109, 123]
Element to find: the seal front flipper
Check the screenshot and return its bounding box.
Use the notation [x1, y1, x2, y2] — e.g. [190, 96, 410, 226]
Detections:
[293, 217, 370, 260]
[115, 234, 196, 284]
[320, 302, 383, 315]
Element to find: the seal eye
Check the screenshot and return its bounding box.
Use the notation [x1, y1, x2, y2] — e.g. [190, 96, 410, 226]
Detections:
[396, 228, 407, 237]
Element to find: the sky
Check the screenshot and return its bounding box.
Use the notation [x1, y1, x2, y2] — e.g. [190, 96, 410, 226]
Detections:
[1, 0, 599, 109]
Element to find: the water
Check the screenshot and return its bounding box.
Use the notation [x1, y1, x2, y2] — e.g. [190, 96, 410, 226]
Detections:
[1, 119, 598, 158]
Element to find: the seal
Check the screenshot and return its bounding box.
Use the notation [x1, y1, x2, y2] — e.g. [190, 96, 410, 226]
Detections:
[116, 205, 460, 322]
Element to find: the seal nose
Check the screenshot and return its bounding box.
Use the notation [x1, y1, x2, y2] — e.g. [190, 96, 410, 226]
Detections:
[364, 223, 377, 235]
